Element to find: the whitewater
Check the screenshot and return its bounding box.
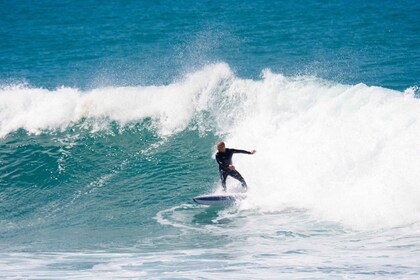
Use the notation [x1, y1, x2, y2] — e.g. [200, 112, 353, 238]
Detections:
[1, 63, 419, 278]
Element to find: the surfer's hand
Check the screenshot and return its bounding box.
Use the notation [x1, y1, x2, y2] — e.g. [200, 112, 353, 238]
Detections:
[228, 164, 235, 170]
[251, 150, 256, 154]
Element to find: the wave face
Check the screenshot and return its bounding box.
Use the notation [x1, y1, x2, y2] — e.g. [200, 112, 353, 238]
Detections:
[1, 63, 420, 278]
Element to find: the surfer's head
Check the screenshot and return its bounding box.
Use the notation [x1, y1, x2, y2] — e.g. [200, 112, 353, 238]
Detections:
[217, 141, 226, 152]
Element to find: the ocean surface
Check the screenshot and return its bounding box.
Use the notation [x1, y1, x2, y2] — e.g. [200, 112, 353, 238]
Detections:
[1, 0, 420, 278]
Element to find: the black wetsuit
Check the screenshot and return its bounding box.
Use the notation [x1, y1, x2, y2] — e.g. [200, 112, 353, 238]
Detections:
[215, 148, 251, 191]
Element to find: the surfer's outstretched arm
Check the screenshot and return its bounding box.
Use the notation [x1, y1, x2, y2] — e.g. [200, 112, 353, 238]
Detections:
[231, 149, 256, 155]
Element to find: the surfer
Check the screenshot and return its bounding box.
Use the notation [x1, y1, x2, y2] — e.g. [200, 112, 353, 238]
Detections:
[215, 141, 256, 192]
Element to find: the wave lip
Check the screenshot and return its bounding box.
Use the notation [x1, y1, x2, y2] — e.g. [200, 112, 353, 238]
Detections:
[0, 63, 234, 138]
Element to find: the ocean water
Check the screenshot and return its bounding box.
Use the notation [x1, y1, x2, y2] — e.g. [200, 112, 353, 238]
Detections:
[1, 0, 419, 279]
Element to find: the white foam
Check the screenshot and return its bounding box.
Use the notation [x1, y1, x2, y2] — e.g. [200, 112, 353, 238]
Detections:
[223, 70, 420, 230]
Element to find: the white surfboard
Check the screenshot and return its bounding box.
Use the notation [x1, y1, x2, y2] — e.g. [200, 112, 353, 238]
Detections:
[193, 193, 246, 206]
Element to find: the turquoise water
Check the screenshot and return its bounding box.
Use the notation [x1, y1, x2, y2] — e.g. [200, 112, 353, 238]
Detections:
[1, 1, 420, 278]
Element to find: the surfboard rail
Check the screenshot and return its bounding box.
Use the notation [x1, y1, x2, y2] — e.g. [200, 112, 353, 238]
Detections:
[193, 194, 246, 206]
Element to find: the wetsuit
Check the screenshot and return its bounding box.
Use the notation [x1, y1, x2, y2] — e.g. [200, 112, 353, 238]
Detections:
[215, 148, 251, 191]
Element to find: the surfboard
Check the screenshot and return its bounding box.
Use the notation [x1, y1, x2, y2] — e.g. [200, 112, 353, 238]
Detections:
[193, 194, 246, 206]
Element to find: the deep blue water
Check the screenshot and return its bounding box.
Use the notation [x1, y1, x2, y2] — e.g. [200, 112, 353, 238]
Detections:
[1, 1, 420, 278]
[1, 0, 418, 90]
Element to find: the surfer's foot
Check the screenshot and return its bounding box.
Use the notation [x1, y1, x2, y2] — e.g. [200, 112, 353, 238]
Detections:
[222, 187, 227, 192]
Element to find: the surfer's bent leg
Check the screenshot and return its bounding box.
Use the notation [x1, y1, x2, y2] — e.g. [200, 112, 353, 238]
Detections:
[219, 169, 228, 192]
[229, 170, 248, 190]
